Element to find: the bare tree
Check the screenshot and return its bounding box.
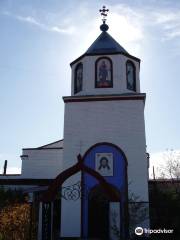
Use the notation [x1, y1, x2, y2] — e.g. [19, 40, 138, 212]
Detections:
[156, 149, 180, 195]
[159, 149, 180, 180]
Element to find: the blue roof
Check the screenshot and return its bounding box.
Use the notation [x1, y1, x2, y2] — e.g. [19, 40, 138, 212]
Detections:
[70, 23, 140, 66]
[85, 30, 128, 55]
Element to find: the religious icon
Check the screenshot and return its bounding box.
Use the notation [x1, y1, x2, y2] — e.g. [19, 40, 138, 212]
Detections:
[74, 63, 83, 94]
[96, 58, 112, 88]
[127, 61, 136, 91]
[98, 157, 110, 170]
[95, 153, 113, 176]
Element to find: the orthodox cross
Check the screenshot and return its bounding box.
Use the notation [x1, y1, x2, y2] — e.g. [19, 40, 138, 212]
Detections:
[99, 5, 109, 23]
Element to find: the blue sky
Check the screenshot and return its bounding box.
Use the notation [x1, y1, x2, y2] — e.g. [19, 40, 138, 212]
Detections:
[0, 0, 180, 175]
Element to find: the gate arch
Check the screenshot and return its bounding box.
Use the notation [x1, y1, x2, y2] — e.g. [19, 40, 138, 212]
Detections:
[42, 153, 120, 202]
[41, 142, 128, 239]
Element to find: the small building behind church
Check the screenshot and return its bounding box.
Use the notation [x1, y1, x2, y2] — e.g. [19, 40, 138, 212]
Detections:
[0, 7, 150, 240]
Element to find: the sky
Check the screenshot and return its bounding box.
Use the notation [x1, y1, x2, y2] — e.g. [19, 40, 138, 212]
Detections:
[0, 0, 180, 177]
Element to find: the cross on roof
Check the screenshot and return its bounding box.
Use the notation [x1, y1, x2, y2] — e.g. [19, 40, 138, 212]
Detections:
[99, 5, 109, 23]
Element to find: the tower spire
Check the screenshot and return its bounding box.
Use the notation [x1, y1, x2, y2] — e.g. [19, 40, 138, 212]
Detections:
[99, 6, 109, 32]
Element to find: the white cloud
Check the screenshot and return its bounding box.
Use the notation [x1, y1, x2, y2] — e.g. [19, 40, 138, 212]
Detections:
[109, 12, 144, 43]
[108, 4, 180, 43]
[155, 11, 180, 24]
[153, 10, 180, 40]
[16, 15, 41, 26]
[50, 26, 75, 34]
[2, 11, 75, 34]
[3, 4, 180, 45]
[3, 3, 180, 42]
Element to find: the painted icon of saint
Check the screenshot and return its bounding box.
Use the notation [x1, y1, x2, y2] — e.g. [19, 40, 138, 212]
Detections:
[75, 64, 83, 93]
[96, 58, 112, 88]
[99, 61, 108, 81]
[127, 62, 135, 91]
[76, 67, 82, 90]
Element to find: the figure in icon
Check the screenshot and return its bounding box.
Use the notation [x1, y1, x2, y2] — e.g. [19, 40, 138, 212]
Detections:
[98, 157, 110, 170]
[96, 58, 112, 87]
[99, 61, 108, 82]
[75, 63, 83, 93]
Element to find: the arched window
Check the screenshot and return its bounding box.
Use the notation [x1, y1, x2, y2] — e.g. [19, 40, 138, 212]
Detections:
[126, 60, 136, 91]
[74, 63, 83, 94]
[95, 57, 113, 88]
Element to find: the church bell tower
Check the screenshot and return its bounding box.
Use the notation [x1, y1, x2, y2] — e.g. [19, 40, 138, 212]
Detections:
[61, 6, 149, 239]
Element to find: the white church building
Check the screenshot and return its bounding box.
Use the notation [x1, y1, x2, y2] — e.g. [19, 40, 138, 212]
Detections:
[0, 6, 150, 240]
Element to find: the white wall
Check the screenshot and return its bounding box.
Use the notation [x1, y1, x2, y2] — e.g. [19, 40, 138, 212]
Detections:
[71, 54, 140, 96]
[21, 149, 63, 179]
[61, 98, 149, 237]
[60, 173, 81, 237]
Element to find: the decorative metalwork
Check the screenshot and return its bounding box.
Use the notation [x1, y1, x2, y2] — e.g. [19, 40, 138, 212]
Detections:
[60, 181, 114, 202]
[42, 153, 120, 202]
[60, 181, 89, 201]
[99, 6, 109, 23]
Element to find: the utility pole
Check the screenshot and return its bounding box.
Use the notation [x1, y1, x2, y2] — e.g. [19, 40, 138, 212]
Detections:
[3, 160, 7, 175]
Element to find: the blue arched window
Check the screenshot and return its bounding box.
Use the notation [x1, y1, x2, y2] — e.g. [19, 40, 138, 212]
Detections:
[74, 63, 83, 94]
[126, 60, 136, 91]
